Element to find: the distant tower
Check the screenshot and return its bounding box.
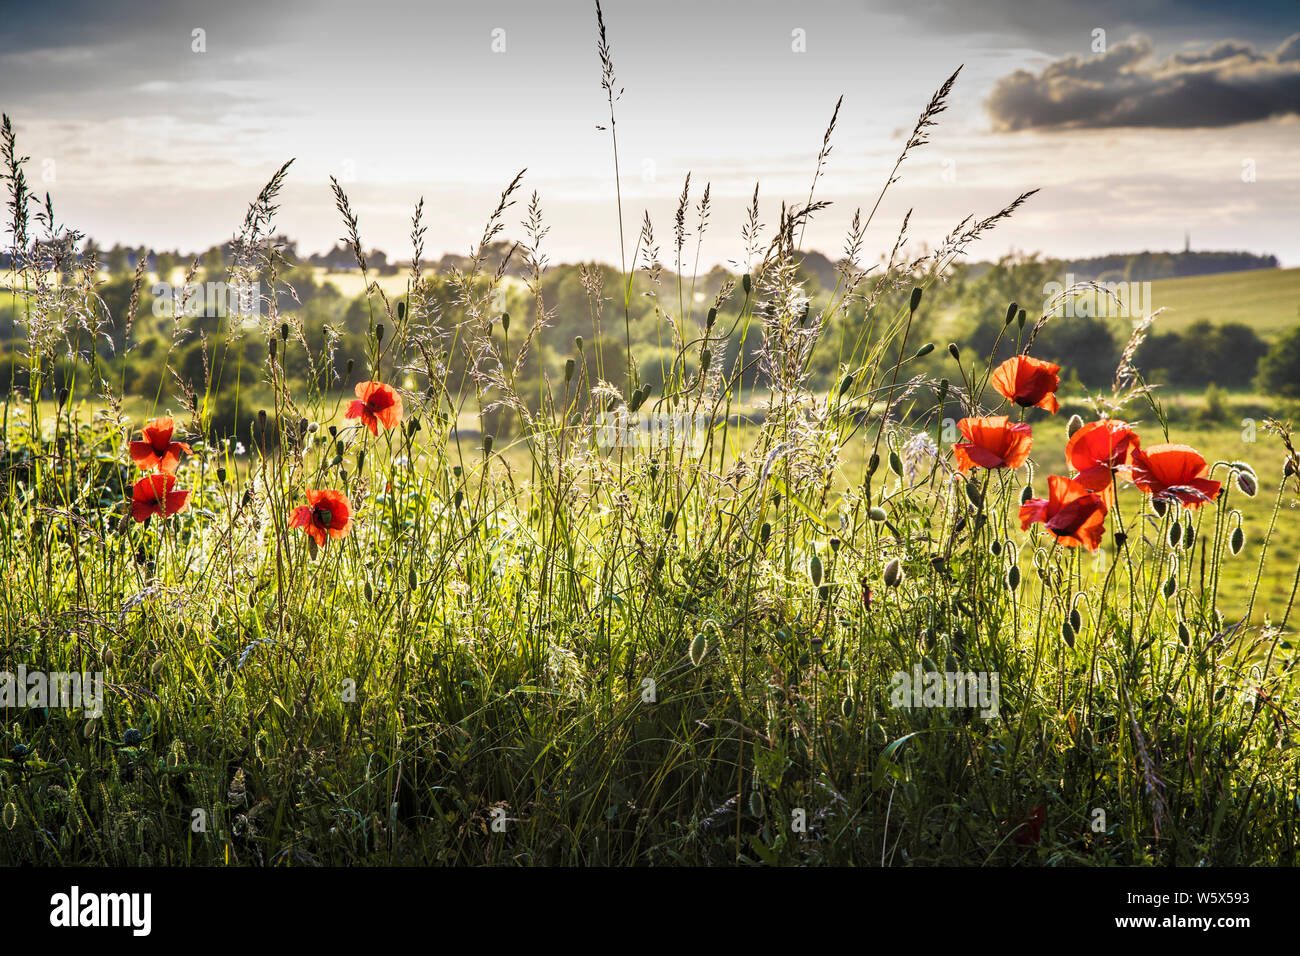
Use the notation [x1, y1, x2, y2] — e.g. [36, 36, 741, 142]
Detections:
[1184, 231, 1191, 254]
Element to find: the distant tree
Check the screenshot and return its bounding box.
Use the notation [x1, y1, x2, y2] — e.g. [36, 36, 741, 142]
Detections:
[1257, 325, 1300, 399]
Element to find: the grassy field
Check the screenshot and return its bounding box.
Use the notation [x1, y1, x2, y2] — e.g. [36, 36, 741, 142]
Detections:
[1148, 267, 1300, 336]
[3, 9, 1299, 868]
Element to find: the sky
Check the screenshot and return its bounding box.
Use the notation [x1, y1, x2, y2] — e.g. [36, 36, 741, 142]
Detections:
[2, 0, 1298, 268]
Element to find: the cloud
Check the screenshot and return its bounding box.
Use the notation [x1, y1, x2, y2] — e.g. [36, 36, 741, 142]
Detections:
[987, 33, 1300, 130]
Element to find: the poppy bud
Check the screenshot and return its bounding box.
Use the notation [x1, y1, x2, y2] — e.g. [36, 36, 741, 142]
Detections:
[1017, 309, 1026, 329]
[1162, 575, 1176, 599]
[888, 450, 903, 476]
[408, 567, 418, 590]
[965, 478, 983, 508]
[258, 409, 267, 429]
[151, 658, 165, 678]
[58, 386, 69, 407]
[830, 536, 841, 553]
[1067, 414, 1083, 438]
[565, 358, 575, 383]
[454, 489, 464, 508]
[760, 521, 771, 545]
[1070, 606, 1083, 633]
[914, 343, 934, 358]
[883, 558, 903, 588]
[102, 644, 115, 668]
[1235, 471, 1257, 497]
[1006, 565, 1021, 592]
[742, 273, 751, 295]
[866, 453, 880, 477]
[483, 435, 494, 456]
[868, 506, 887, 522]
[909, 287, 923, 313]
[123, 728, 143, 747]
[281, 322, 290, 341]
[1168, 521, 1182, 548]
[689, 633, 708, 666]
[839, 373, 853, 397]
[700, 349, 711, 374]
[706, 307, 717, 329]
[376, 323, 385, 346]
[947, 343, 960, 362]
[1004, 302, 1017, 326]
[1230, 525, 1245, 555]
[810, 554, 823, 587]
[269, 337, 277, 360]
[1061, 620, 1075, 648]
[989, 539, 1002, 556]
[397, 301, 406, 321]
[365, 581, 373, 603]
[575, 335, 584, 351]
[346, 358, 354, 377]
[217, 467, 227, 483]
[662, 509, 675, 532]
[356, 448, 366, 472]
[1114, 531, 1128, 549]
[1152, 497, 1168, 517]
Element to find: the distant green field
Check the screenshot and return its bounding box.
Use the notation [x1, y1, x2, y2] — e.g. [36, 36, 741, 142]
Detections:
[1148, 267, 1300, 337]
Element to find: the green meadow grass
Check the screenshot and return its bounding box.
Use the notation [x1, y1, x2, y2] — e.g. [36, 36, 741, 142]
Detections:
[1148, 267, 1300, 337]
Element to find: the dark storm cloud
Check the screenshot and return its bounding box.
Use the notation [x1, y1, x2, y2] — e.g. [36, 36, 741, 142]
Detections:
[986, 33, 1300, 130]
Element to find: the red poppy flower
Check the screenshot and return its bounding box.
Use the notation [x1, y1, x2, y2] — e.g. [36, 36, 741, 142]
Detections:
[1019, 475, 1109, 552]
[1066, 419, 1140, 503]
[991, 355, 1061, 414]
[129, 473, 190, 523]
[289, 489, 352, 547]
[1012, 804, 1046, 847]
[1130, 443, 1221, 509]
[952, 416, 1033, 473]
[129, 417, 191, 474]
[345, 381, 403, 436]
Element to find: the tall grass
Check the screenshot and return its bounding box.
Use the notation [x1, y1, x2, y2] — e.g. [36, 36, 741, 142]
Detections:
[0, 5, 1298, 865]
